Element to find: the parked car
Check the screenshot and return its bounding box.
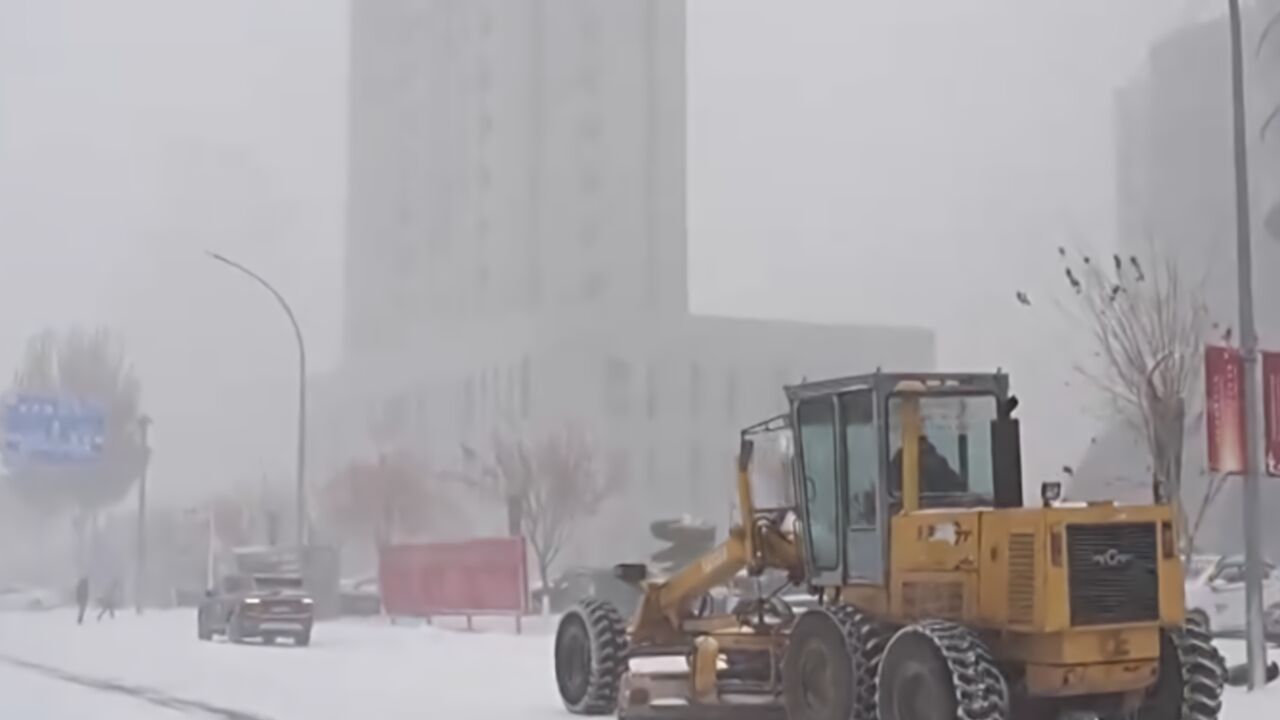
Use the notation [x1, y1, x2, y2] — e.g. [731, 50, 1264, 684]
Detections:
[532, 566, 643, 617]
[0, 584, 61, 611]
[1185, 554, 1280, 636]
[197, 573, 314, 646]
[1267, 600, 1280, 644]
[338, 576, 381, 616]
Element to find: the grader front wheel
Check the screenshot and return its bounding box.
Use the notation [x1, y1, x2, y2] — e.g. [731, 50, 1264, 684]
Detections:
[555, 599, 629, 715]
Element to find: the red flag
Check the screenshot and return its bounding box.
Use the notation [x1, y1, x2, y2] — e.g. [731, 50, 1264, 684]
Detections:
[1205, 345, 1246, 474]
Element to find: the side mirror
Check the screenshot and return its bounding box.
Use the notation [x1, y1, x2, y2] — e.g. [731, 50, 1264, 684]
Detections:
[1040, 481, 1063, 507]
[1000, 395, 1020, 419]
[991, 418, 1024, 508]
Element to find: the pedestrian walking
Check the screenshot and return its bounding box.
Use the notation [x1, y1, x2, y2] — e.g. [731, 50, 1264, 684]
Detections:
[96, 578, 119, 621]
[74, 575, 89, 625]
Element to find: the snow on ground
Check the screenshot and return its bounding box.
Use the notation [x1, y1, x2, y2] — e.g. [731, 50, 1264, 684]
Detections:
[0, 609, 565, 720]
[1213, 639, 1280, 720]
[0, 609, 1278, 720]
[0, 658, 187, 719]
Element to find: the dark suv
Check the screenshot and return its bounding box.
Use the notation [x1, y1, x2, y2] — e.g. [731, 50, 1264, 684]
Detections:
[197, 573, 314, 646]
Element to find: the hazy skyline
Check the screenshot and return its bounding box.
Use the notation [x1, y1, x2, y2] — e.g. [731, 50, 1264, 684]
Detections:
[0, 0, 1210, 503]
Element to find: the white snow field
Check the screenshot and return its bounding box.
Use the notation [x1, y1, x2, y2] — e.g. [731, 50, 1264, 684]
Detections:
[0, 609, 1276, 719]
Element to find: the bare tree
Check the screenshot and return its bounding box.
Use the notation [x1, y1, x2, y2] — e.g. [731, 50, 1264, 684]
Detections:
[1033, 246, 1219, 556]
[1184, 473, 1229, 563]
[457, 426, 620, 610]
[321, 450, 438, 555]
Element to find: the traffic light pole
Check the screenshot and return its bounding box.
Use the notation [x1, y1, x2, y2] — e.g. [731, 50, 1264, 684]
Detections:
[1227, 0, 1269, 690]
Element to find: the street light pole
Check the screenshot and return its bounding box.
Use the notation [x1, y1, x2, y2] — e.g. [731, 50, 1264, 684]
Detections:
[1227, 0, 1268, 690]
[134, 414, 152, 615]
[206, 251, 309, 548]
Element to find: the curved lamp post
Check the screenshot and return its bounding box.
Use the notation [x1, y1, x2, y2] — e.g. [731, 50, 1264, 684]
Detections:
[206, 251, 308, 547]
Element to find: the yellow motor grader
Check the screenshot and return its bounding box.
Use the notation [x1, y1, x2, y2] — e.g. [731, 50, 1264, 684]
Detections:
[553, 371, 1226, 720]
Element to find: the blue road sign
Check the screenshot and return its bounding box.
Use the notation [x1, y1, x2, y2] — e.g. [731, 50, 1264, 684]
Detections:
[2, 393, 106, 465]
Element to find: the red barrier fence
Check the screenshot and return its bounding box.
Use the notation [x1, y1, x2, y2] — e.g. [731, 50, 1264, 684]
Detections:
[378, 537, 528, 632]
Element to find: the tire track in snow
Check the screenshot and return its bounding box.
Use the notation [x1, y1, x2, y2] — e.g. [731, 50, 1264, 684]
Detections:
[0, 654, 275, 720]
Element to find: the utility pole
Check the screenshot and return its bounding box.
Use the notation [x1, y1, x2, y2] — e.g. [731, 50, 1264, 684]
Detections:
[1227, 0, 1268, 690]
[134, 415, 152, 615]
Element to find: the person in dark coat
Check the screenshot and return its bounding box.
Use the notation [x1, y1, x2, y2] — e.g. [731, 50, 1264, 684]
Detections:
[96, 578, 119, 621]
[75, 576, 90, 625]
[889, 436, 966, 497]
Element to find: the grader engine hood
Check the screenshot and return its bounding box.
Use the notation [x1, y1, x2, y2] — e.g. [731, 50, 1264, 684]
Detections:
[890, 503, 1182, 633]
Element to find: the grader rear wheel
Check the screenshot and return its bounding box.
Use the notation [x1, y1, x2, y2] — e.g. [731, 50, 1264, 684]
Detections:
[555, 599, 628, 715]
[877, 621, 1008, 720]
[1128, 619, 1225, 720]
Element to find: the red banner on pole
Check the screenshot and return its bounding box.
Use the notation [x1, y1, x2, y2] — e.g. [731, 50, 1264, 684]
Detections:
[1205, 344, 1246, 475]
[1263, 351, 1280, 476]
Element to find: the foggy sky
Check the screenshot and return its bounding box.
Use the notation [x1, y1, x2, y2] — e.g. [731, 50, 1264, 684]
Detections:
[0, 0, 1204, 504]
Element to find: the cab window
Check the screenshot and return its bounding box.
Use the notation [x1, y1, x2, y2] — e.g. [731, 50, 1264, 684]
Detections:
[886, 394, 997, 505]
[841, 391, 877, 527]
[796, 398, 839, 572]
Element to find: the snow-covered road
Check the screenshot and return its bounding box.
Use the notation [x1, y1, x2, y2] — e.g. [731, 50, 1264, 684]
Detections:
[0, 609, 564, 719]
[0, 659, 191, 719]
[1, 609, 1277, 719]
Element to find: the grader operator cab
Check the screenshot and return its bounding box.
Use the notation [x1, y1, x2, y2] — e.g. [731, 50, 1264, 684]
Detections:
[553, 371, 1226, 720]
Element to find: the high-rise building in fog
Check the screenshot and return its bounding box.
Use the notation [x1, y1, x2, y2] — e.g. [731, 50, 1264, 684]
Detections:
[344, 0, 687, 353]
[318, 0, 935, 565]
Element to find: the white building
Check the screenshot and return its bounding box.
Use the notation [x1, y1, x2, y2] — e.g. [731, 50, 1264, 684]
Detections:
[315, 0, 935, 566]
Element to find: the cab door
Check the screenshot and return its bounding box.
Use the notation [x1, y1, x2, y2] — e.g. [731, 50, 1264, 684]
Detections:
[794, 396, 843, 586]
[838, 390, 884, 584]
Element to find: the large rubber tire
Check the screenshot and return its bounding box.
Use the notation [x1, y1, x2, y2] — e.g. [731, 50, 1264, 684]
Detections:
[782, 605, 888, 720]
[1131, 619, 1225, 720]
[228, 616, 245, 644]
[555, 599, 628, 715]
[1186, 609, 1211, 637]
[877, 620, 1008, 720]
[295, 629, 312, 647]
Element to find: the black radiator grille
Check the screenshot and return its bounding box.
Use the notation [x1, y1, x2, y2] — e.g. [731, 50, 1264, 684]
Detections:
[1066, 523, 1159, 626]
